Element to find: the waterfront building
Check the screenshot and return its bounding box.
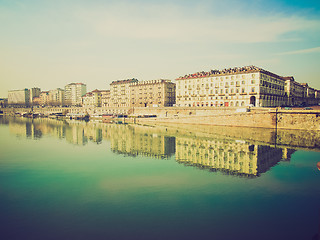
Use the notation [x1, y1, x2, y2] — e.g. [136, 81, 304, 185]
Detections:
[82, 89, 102, 108]
[283, 77, 305, 106]
[64, 83, 87, 106]
[8, 89, 30, 107]
[101, 90, 110, 108]
[39, 91, 49, 106]
[110, 78, 138, 108]
[29, 87, 41, 104]
[49, 88, 65, 106]
[176, 66, 290, 107]
[301, 83, 319, 106]
[129, 79, 176, 107]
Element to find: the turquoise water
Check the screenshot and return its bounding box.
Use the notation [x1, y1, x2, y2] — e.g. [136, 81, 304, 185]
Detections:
[0, 117, 319, 240]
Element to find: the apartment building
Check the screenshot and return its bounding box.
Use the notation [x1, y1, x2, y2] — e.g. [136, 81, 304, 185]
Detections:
[39, 91, 49, 106]
[49, 88, 65, 106]
[110, 78, 138, 108]
[176, 66, 288, 107]
[82, 89, 102, 108]
[8, 89, 30, 106]
[64, 83, 87, 106]
[130, 79, 176, 107]
[101, 90, 110, 108]
[29, 87, 41, 104]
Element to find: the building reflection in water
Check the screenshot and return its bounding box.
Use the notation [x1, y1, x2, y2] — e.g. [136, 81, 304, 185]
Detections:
[175, 136, 295, 178]
[105, 124, 175, 159]
[5, 116, 298, 178]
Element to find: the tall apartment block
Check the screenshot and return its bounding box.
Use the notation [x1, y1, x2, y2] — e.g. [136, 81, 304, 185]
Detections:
[64, 83, 87, 106]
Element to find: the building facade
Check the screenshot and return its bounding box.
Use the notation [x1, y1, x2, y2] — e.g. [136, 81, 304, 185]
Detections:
[283, 77, 305, 106]
[49, 88, 65, 106]
[101, 90, 110, 108]
[82, 90, 102, 108]
[110, 78, 138, 108]
[29, 87, 41, 104]
[39, 91, 49, 106]
[176, 66, 288, 107]
[8, 89, 30, 106]
[129, 79, 176, 107]
[64, 83, 87, 106]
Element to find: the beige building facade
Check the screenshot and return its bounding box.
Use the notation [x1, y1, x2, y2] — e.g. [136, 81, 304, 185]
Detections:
[39, 91, 49, 106]
[176, 66, 288, 107]
[49, 88, 65, 106]
[101, 90, 110, 108]
[82, 89, 102, 108]
[176, 66, 319, 107]
[110, 78, 138, 108]
[129, 79, 176, 107]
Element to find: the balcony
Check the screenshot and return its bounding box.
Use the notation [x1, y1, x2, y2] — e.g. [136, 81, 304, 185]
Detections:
[249, 92, 257, 95]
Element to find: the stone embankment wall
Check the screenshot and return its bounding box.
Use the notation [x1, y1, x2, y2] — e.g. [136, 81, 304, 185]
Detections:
[2, 106, 320, 131]
[135, 111, 275, 128]
[134, 108, 320, 130]
[277, 111, 320, 130]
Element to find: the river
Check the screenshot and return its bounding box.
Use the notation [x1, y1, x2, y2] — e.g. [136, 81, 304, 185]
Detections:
[0, 116, 319, 240]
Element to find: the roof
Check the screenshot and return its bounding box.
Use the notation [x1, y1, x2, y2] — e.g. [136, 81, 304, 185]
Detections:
[110, 78, 139, 85]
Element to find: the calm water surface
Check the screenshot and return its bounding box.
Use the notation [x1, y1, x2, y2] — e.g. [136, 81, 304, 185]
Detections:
[0, 117, 319, 240]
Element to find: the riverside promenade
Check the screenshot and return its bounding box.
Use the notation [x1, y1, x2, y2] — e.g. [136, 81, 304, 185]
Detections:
[2, 106, 320, 130]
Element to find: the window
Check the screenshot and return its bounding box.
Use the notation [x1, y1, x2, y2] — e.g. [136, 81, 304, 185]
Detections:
[251, 87, 255, 93]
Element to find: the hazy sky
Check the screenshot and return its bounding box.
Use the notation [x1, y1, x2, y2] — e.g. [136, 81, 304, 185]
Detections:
[1, 0, 319, 97]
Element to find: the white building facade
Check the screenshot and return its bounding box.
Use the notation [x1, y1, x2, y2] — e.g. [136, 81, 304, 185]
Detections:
[8, 89, 30, 106]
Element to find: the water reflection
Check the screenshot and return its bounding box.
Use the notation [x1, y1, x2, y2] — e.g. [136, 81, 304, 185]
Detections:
[3, 116, 313, 178]
[176, 136, 295, 177]
[107, 124, 175, 159]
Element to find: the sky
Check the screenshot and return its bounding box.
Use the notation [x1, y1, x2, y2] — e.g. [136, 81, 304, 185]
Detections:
[0, 0, 320, 97]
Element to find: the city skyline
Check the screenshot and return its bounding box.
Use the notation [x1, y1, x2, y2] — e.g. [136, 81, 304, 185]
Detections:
[1, 0, 320, 98]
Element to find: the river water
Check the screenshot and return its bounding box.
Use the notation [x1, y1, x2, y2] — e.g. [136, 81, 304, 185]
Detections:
[0, 116, 319, 240]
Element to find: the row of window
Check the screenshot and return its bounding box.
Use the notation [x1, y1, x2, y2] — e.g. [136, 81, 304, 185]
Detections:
[178, 87, 256, 96]
[177, 80, 257, 89]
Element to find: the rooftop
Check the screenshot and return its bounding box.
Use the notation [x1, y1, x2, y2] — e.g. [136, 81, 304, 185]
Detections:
[110, 78, 139, 85]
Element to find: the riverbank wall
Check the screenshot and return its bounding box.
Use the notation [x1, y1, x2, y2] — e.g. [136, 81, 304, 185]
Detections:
[2, 106, 320, 130]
